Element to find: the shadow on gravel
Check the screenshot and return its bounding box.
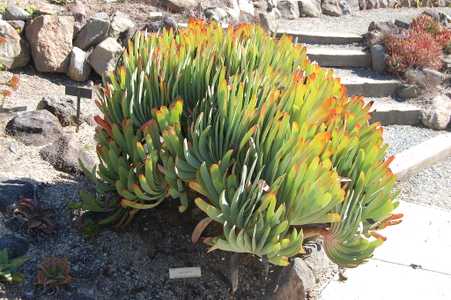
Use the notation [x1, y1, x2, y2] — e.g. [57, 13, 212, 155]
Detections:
[0, 176, 284, 300]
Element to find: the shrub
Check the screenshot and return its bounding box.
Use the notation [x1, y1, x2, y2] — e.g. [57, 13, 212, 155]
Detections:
[0, 250, 28, 284]
[385, 15, 450, 74]
[80, 21, 400, 268]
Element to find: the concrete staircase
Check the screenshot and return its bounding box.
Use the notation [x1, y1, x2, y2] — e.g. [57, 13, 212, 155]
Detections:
[279, 29, 403, 98]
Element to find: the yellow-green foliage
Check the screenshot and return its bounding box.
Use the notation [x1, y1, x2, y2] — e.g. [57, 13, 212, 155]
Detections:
[80, 20, 400, 268]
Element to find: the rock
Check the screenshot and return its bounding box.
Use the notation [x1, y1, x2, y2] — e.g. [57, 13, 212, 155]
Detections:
[298, 0, 322, 17]
[368, 21, 399, 35]
[205, 7, 229, 23]
[69, 0, 88, 22]
[321, 0, 342, 16]
[40, 134, 96, 174]
[394, 19, 409, 29]
[303, 244, 331, 275]
[67, 47, 91, 82]
[396, 84, 421, 100]
[5, 110, 63, 146]
[160, 0, 200, 12]
[277, 1, 299, 19]
[25, 15, 74, 73]
[88, 37, 123, 77]
[0, 235, 29, 259]
[37, 96, 92, 126]
[365, 30, 385, 46]
[142, 15, 179, 33]
[272, 258, 313, 300]
[339, 0, 351, 14]
[0, 178, 35, 212]
[238, 0, 255, 16]
[405, 68, 444, 88]
[0, 20, 30, 69]
[4, 6, 30, 21]
[110, 11, 135, 38]
[422, 68, 446, 86]
[7, 20, 25, 33]
[421, 94, 451, 130]
[74, 14, 110, 50]
[370, 44, 386, 74]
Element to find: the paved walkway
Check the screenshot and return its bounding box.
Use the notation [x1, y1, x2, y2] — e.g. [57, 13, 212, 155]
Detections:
[321, 200, 451, 300]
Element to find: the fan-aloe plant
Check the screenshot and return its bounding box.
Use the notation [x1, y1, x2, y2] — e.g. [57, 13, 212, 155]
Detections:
[80, 20, 401, 268]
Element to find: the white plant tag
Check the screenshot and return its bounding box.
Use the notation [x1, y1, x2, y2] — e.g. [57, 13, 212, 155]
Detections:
[169, 267, 202, 279]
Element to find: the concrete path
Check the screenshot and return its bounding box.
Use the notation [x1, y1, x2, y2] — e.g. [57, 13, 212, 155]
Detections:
[320, 200, 451, 300]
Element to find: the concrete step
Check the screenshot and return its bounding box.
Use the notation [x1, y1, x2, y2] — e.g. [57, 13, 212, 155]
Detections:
[278, 30, 363, 45]
[330, 68, 401, 97]
[307, 47, 370, 68]
[366, 98, 421, 126]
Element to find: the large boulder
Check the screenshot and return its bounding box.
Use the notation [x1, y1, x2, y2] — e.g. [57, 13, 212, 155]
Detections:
[299, 0, 322, 17]
[67, 47, 91, 82]
[40, 134, 97, 175]
[0, 20, 30, 69]
[110, 11, 135, 38]
[277, 1, 300, 19]
[25, 15, 74, 73]
[88, 37, 123, 77]
[321, 0, 343, 16]
[37, 95, 93, 127]
[5, 110, 63, 146]
[160, 0, 200, 12]
[74, 13, 110, 50]
[421, 94, 451, 130]
[271, 258, 313, 300]
[3, 5, 31, 21]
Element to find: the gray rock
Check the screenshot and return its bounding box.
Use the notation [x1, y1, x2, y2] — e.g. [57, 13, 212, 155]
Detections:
[0, 178, 35, 212]
[303, 244, 331, 275]
[396, 84, 421, 100]
[205, 7, 228, 23]
[69, 0, 88, 23]
[67, 47, 91, 82]
[160, 0, 200, 12]
[394, 19, 409, 29]
[37, 96, 91, 126]
[370, 44, 386, 74]
[271, 258, 312, 300]
[238, 0, 255, 16]
[0, 235, 29, 259]
[4, 5, 30, 21]
[6, 20, 25, 33]
[5, 110, 63, 146]
[365, 30, 385, 46]
[40, 134, 96, 174]
[405, 68, 443, 89]
[368, 21, 399, 35]
[74, 14, 110, 50]
[110, 11, 135, 38]
[88, 37, 123, 77]
[321, 0, 342, 16]
[277, 1, 299, 19]
[421, 94, 451, 130]
[339, 0, 351, 14]
[25, 15, 74, 73]
[0, 20, 30, 69]
[298, 0, 322, 17]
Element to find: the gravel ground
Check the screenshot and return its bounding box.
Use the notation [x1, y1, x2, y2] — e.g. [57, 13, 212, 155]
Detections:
[382, 125, 442, 156]
[381, 125, 451, 210]
[278, 7, 451, 35]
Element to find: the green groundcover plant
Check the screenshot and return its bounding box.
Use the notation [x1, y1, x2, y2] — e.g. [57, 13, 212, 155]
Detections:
[79, 20, 402, 268]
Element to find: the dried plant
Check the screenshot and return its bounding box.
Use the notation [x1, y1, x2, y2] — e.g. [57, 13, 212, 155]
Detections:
[13, 198, 56, 235]
[0, 74, 19, 110]
[35, 257, 72, 288]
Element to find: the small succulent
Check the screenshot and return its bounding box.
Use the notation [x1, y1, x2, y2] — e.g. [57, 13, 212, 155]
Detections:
[0, 249, 28, 284]
[13, 197, 55, 235]
[35, 257, 72, 288]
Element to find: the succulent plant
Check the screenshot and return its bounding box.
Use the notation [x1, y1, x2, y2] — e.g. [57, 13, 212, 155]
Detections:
[35, 257, 72, 288]
[13, 197, 55, 235]
[0, 249, 28, 284]
[80, 20, 401, 268]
